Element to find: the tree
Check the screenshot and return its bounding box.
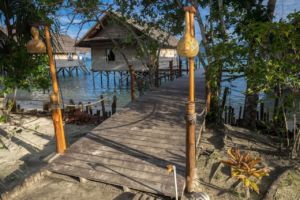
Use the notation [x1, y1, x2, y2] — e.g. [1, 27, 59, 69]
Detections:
[242, 12, 300, 155]
[0, 0, 61, 116]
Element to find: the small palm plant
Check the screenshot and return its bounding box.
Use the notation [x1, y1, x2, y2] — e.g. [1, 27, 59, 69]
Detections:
[222, 148, 270, 199]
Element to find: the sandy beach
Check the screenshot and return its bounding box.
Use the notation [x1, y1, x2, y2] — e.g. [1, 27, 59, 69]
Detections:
[0, 114, 97, 193]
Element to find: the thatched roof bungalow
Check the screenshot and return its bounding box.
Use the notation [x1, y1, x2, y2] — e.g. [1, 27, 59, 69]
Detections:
[76, 12, 178, 72]
[54, 34, 89, 68]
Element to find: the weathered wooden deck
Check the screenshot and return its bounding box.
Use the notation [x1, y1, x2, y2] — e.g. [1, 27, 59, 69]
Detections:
[47, 69, 206, 197]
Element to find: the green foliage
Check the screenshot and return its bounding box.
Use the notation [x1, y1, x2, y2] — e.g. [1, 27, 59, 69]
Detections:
[241, 12, 300, 93]
[0, 0, 60, 94]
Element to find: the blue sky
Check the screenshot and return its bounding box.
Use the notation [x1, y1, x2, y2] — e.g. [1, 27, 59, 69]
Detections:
[60, 0, 300, 41]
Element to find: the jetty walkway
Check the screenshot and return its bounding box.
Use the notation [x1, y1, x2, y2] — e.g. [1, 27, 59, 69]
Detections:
[47, 69, 206, 197]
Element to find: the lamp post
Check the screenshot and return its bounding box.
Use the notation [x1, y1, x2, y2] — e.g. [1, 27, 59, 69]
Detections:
[26, 25, 66, 154]
[177, 6, 199, 193]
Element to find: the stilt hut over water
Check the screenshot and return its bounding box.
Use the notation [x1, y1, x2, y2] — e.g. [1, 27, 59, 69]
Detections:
[75, 12, 179, 73]
[54, 35, 90, 76]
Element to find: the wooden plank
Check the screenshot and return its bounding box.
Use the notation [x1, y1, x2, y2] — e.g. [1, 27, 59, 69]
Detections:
[89, 135, 183, 150]
[47, 69, 206, 197]
[49, 163, 183, 197]
[89, 130, 185, 145]
[64, 150, 185, 169]
[91, 128, 185, 139]
[58, 152, 186, 174]
[94, 121, 186, 133]
[70, 136, 186, 159]
[92, 126, 186, 137]
[50, 156, 183, 183]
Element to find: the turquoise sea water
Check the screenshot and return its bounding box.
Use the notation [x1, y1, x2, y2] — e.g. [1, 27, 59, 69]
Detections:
[15, 58, 299, 129]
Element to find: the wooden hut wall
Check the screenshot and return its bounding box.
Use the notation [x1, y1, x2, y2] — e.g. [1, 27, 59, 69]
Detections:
[91, 46, 146, 71]
[159, 49, 178, 70]
[91, 46, 178, 71]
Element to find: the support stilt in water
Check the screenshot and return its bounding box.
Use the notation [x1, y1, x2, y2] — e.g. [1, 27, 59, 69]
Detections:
[92, 71, 95, 89]
[100, 71, 103, 88]
[120, 72, 123, 86]
[129, 65, 135, 101]
[126, 71, 129, 88]
[113, 71, 116, 88]
[68, 67, 72, 76]
[169, 60, 174, 81]
[106, 71, 110, 88]
[179, 58, 182, 77]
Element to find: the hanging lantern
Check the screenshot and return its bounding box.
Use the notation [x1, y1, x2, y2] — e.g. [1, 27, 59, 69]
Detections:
[26, 26, 46, 54]
[177, 11, 199, 58]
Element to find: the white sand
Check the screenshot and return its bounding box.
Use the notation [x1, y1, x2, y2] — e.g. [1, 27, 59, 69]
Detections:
[0, 114, 96, 192]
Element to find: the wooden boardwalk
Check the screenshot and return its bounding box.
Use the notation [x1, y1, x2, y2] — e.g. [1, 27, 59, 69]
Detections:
[47, 69, 206, 197]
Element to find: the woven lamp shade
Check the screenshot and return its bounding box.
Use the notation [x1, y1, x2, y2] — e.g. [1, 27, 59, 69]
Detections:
[177, 10, 199, 58]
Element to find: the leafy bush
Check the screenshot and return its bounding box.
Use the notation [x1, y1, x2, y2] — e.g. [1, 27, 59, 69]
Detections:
[222, 148, 270, 198]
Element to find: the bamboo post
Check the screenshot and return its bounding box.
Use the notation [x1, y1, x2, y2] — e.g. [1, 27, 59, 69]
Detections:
[181, 6, 198, 193]
[179, 58, 182, 77]
[112, 95, 117, 114]
[85, 102, 90, 113]
[100, 95, 106, 118]
[126, 71, 129, 87]
[224, 106, 228, 124]
[231, 107, 235, 125]
[169, 60, 174, 81]
[260, 103, 264, 121]
[45, 26, 66, 154]
[238, 106, 242, 120]
[88, 102, 93, 115]
[50, 94, 66, 154]
[228, 106, 232, 124]
[96, 109, 100, 118]
[120, 72, 123, 86]
[129, 65, 135, 101]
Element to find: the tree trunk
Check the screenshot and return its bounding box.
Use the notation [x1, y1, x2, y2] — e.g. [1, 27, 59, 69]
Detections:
[267, 0, 277, 20]
[243, 90, 259, 130]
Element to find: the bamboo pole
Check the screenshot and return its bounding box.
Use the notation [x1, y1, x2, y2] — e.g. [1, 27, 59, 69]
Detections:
[185, 6, 197, 193]
[179, 58, 182, 77]
[45, 26, 66, 154]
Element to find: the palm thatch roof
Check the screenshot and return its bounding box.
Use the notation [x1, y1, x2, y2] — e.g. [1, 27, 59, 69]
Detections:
[76, 12, 178, 48]
[0, 26, 89, 54]
[54, 34, 89, 54]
